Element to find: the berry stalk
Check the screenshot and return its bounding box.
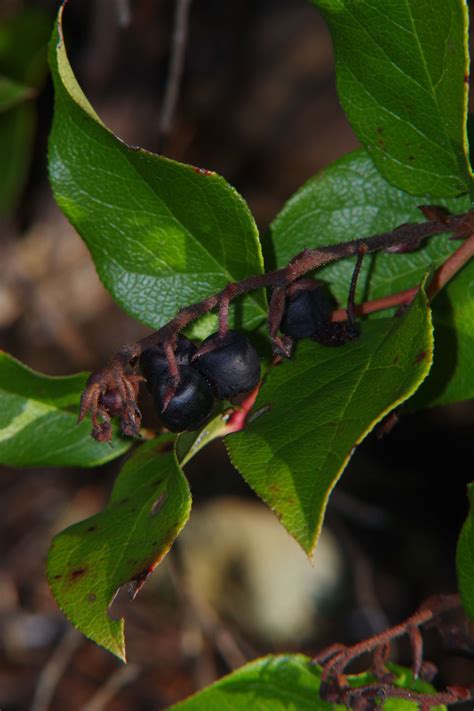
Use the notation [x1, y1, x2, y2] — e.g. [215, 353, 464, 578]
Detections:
[78, 207, 474, 442]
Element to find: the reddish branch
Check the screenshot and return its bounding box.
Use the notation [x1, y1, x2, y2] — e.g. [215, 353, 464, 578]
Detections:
[78, 207, 474, 442]
[332, 231, 474, 322]
[313, 593, 473, 710]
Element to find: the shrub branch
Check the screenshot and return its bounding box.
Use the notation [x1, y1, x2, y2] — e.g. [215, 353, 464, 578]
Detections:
[78, 207, 474, 442]
[313, 593, 473, 710]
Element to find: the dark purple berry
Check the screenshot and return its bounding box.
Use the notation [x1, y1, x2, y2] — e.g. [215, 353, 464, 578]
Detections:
[195, 330, 260, 399]
[280, 286, 334, 340]
[139, 335, 196, 389]
[153, 366, 214, 432]
[281, 285, 360, 347]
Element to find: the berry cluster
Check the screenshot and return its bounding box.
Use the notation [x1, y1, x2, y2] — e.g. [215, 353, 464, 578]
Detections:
[138, 280, 356, 433]
[78, 207, 474, 443]
[139, 331, 261, 432]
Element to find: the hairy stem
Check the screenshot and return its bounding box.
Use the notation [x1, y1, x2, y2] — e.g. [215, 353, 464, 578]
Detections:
[318, 594, 461, 680]
[314, 593, 473, 709]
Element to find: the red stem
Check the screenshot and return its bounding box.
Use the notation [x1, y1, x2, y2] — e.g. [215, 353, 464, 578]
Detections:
[321, 594, 460, 681]
[331, 232, 474, 322]
[133, 211, 471, 356]
[79, 211, 474, 443]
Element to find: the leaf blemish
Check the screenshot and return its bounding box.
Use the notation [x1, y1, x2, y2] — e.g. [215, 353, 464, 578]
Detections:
[247, 405, 271, 424]
[415, 351, 426, 363]
[151, 493, 167, 516]
[88, 593, 96, 602]
[87, 525, 97, 532]
[70, 568, 87, 579]
[193, 166, 213, 176]
[157, 441, 173, 454]
[128, 567, 154, 600]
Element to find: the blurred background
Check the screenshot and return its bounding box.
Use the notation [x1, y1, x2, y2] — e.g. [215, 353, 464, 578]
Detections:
[0, 0, 473, 709]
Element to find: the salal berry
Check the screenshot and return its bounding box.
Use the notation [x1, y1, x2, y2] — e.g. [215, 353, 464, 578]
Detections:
[139, 335, 196, 389]
[195, 330, 260, 399]
[280, 286, 334, 340]
[153, 367, 214, 432]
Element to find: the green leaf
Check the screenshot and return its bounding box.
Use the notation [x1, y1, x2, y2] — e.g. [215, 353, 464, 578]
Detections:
[269, 149, 473, 407]
[176, 410, 231, 467]
[409, 261, 474, 407]
[169, 655, 445, 710]
[47, 437, 191, 660]
[0, 75, 35, 112]
[0, 351, 130, 468]
[0, 7, 51, 88]
[310, 0, 472, 197]
[226, 286, 433, 555]
[0, 7, 50, 215]
[0, 103, 36, 215]
[457, 482, 474, 621]
[270, 150, 469, 303]
[348, 663, 446, 710]
[48, 6, 266, 336]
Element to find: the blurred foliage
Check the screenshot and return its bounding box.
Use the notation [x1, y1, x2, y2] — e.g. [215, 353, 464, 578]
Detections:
[0, 6, 51, 216]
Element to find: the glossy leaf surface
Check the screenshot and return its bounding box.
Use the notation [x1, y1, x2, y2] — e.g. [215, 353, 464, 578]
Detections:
[310, 0, 472, 196]
[270, 150, 473, 406]
[0, 352, 130, 468]
[270, 151, 469, 303]
[48, 6, 265, 335]
[226, 287, 433, 555]
[47, 437, 191, 660]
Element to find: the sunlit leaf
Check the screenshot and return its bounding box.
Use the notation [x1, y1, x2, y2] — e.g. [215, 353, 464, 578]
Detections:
[0, 352, 130, 468]
[226, 286, 432, 554]
[169, 655, 445, 710]
[310, 0, 472, 196]
[48, 5, 266, 336]
[270, 150, 473, 407]
[47, 437, 191, 660]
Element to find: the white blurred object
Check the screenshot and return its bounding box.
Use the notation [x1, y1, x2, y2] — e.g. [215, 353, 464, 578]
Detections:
[177, 497, 344, 645]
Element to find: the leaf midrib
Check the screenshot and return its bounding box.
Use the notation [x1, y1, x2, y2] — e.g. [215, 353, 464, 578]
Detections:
[344, 0, 461, 165]
[55, 59, 266, 319]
